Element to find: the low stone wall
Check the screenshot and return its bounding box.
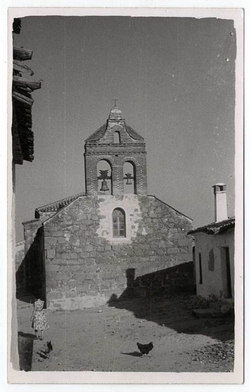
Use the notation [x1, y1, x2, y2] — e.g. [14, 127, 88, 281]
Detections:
[117, 261, 196, 299]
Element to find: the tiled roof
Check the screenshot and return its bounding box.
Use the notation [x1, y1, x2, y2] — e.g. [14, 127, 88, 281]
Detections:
[126, 124, 144, 141]
[85, 123, 107, 142]
[85, 122, 144, 143]
[35, 192, 85, 217]
[188, 217, 235, 235]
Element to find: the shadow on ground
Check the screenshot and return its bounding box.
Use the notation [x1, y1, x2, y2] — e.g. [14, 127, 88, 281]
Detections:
[18, 331, 36, 371]
[121, 351, 142, 357]
[107, 265, 234, 342]
[108, 294, 234, 342]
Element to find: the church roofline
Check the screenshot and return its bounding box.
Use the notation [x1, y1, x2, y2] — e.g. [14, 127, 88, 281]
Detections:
[41, 194, 89, 226]
[125, 124, 144, 141]
[35, 192, 86, 217]
[150, 195, 193, 221]
[22, 218, 40, 225]
[85, 123, 107, 142]
[85, 108, 144, 144]
[85, 122, 144, 143]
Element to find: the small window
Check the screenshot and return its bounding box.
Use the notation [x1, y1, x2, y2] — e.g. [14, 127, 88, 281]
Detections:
[114, 131, 121, 144]
[113, 208, 126, 237]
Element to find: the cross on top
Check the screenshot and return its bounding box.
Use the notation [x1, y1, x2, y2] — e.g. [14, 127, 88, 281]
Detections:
[112, 98, 118, 107]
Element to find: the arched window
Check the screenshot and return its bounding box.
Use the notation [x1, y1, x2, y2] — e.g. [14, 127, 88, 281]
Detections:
[114, 131, 121, 144]
[112, 208, 126, 237]
[97, 160, 112, 195]
[123, 161, 136, 194]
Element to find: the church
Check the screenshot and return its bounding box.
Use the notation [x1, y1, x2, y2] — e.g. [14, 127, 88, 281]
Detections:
[20, 105, 193, 310]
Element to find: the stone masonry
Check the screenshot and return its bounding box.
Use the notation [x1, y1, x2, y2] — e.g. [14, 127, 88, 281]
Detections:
[42, 194, 192, 310]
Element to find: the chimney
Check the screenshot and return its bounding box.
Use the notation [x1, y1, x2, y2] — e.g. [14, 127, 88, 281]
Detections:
[212, 183, 228, 222]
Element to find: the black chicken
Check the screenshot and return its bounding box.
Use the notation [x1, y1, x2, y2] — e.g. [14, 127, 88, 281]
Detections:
[41, 341, 53, 355]
[137, 342, 153, 356]
[47, 341, 53, 352]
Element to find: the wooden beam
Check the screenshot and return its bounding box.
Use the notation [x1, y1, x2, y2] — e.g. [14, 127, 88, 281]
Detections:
[13, 46, 33, 61]
[13, 19, 21, 34]
[12, 91, 34, 106]
[13, 76, 42, 91]
[13, 60, 34, 76]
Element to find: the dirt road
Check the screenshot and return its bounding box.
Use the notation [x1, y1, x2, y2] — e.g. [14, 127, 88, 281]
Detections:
[17, 294, 234, 372]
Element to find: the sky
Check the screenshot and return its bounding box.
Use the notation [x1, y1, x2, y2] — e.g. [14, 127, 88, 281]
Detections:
[12, 13, 237, 242]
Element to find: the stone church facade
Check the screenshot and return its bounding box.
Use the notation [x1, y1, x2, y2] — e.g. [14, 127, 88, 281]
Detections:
[21, 105, 193, 310]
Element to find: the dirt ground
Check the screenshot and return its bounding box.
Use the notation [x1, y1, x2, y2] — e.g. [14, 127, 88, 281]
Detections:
[17, 294, 234, 373]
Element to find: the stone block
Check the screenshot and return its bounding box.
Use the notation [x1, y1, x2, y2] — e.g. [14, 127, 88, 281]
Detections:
[47, 291, 63, 300]
[167, 248, 180, 254]
[46, 237, 57, 245]
[47, 264, 60, 272]
[76, 284, 90, 293]
[60, 285, 71, 293]
[47, 249, 55, 259]
[65, 292, 77, 298]
[139, 256, 150, 262]
[58, 237, 68, 244]
[85, 244, 94, 252]
[89, 284, 99, 293]
[149, 256, 158, 262]
[54, 273, 66, 281]
[178, 239, 192, 247]
[62, 253, 78, 259]
[69, 265, 82, 272]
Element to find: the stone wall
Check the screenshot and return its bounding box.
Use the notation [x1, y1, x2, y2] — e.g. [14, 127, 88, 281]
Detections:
[115, 261, 196, 299]
[43, 194, 192, 310]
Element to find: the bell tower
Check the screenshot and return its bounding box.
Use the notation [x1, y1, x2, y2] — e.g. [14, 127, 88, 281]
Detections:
[84, 104, 147, 197]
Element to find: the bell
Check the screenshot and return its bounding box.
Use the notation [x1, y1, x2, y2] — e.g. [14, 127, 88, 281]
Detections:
[125, 173, 133, 185]
[100, 179, 109, 192]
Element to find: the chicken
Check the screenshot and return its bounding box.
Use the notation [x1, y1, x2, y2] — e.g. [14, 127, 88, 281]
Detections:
[137, 342, 153, 356]
[41, 341, 53, 355]
[47, 341, 53, 352]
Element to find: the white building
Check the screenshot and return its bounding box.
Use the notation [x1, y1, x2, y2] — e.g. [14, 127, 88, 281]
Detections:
[189, 184, 234, 301]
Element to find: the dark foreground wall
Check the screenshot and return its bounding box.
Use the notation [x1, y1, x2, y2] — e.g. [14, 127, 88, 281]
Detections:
[16, 226, 46, 302]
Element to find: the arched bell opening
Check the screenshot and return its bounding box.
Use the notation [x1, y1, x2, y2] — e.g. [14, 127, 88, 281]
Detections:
[97, 160, 112, 195]
[123, 161, 136, 194]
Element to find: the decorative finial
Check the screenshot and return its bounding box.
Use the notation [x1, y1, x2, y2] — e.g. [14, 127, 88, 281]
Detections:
[112, 98, 118, 107]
